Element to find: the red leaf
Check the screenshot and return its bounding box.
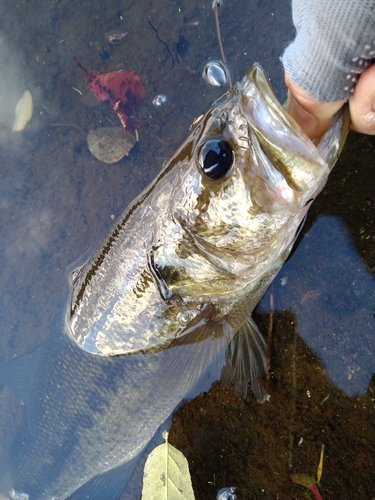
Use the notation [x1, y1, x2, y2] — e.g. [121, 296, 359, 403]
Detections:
[309, 483, 324, 500]
[74, 57, 146, 132]
[290, 474, 324, 500]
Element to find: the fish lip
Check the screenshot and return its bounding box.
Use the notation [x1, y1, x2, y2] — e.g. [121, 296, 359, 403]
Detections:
[239, 64, 331, 194]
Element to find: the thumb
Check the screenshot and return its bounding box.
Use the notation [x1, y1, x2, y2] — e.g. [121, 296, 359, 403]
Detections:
[349, 63, 375, 135]
[284, 73, 344, 140]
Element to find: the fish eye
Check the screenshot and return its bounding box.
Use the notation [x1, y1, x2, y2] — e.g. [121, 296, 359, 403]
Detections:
[199, 139, 234, 180]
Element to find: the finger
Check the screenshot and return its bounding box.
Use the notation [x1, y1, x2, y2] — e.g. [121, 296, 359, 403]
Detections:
[285, 73, 344, 139]
[349, 64, 375, 135]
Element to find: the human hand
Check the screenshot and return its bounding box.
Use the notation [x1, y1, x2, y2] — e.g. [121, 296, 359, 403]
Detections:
[285, 64, 375, 139]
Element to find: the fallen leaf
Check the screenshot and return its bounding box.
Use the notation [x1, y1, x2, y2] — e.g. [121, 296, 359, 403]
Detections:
[13, 90, 33, 132]
[290, 474, 324, 500]
[142, 432, 195, 500]
[87, 127, 136, 164]
[290, 473, 316, 489]
[74, 57, 145, 132]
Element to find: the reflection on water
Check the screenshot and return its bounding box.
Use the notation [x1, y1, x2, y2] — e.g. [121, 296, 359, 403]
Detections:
[0, 0, 373, 499]
[270, 214, 375, 397]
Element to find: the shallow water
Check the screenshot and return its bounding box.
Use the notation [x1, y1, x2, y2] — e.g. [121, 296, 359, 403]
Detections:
[0, 0, 373, 498]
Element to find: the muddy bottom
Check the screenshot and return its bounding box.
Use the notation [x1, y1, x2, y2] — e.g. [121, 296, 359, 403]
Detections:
[169, 310, 375, 499]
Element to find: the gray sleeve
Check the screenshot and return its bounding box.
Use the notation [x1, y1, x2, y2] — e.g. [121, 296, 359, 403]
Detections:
[281, 0, 375, 102]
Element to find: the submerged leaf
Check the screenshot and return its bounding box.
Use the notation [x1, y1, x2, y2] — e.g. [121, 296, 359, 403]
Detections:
[142, 432, 195, 500]
[87, 127, 135, 164]
[74, 57, 145, 132]
[290, 473, 316, 489]
[13, 90, 33, 132]
[290, 474, 324, 500]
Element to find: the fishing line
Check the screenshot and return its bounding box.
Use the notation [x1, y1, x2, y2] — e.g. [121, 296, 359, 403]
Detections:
[148, 21, 175, 92]
[212, 0, 233, 88]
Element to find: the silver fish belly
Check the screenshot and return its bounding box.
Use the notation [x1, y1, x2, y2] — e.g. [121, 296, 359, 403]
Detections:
[0, 65, 349, 500]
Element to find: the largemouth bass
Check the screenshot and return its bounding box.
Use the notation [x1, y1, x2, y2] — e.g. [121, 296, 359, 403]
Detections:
[0, 65, 348, 500]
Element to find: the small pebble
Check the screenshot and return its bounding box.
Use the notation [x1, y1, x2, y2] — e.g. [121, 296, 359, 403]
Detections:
[106, 29, 128, 45]
[152, 94, 167, 107]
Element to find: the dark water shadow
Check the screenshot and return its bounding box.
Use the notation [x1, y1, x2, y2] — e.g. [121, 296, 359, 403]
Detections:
[282, 131, 375, 396]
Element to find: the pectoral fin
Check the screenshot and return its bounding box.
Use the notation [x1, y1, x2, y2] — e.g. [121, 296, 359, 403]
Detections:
[157, 312, 233, 397]
[221, 317, 269, 403]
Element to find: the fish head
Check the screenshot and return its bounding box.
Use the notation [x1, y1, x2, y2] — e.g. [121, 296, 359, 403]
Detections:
[163, 64, 348, 290]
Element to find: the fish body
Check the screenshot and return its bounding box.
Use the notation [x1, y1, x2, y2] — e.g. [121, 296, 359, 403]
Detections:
[0, 65, 349, 499]
[2, 324, 218, 500]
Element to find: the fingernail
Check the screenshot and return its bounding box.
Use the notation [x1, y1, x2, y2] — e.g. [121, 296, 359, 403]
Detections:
[288, 97, 319, 138]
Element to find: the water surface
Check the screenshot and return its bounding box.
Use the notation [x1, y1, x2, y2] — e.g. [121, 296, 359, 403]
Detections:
[0, 0, 373, 498]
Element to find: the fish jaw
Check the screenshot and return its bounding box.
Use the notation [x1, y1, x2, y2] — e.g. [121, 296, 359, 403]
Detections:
[179, 64, 349, 274]
[239, 65, 328, 196]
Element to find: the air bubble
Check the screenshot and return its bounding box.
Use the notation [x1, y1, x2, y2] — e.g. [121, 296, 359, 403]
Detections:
[202, 60, 228, 87]
[217, 487, 237, 500]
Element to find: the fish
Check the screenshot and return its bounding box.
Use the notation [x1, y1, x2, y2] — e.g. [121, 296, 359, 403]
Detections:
[0, 64, 349, 500]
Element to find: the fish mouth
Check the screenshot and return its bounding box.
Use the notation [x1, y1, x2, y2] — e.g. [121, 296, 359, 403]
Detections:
[239, 64, 329, 194]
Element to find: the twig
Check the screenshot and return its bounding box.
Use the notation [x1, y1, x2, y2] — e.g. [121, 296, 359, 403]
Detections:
[317, 444, 325, 484]
[50, 123, 83, 132]
[266, 286, 274, 380]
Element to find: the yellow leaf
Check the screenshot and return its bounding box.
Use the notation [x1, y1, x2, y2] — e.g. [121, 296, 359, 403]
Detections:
[142, 432, 195, 500]
[13, 90, 33, 132]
